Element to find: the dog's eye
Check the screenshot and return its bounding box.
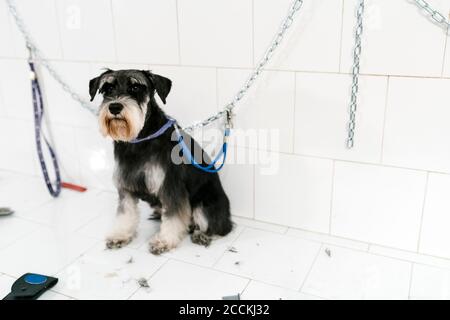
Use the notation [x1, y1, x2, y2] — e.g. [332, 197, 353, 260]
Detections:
[130, 85, 141, 93]
[101, 84, 113, 95]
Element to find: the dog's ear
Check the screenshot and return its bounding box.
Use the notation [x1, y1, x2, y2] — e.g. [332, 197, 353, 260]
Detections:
[89, 69, 113, 101]
[143, 71, 172, 104]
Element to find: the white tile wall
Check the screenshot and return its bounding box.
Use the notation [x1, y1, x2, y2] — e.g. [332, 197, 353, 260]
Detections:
[217, 68, 295, 153]
[41, 124, 81, 184]
[74, 126, 115, 190]
[0, 118, 37, 175]
[0, 59, 33, 120]
[255, 152, 333, 233]
[295, 73, 387, 163]
[10, 0, 62, 59]
[42, 61, 95, 128]
[383, 77, 450, 173]
[56, 0, 116, 62]
[111, 0, 179, 64]
[2, 0, 450, 259]
[331, 161, 427, 251]
[220, 146, 255, 219]
[0, 0, 15, 57]
[410, 264, 450, 300]
[152, 65, 218, 127]
[177, 0, 253, 68]
[254, 0, 343, 72]
[419, 173, 450, 259]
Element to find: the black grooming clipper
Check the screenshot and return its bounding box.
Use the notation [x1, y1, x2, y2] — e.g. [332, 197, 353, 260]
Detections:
[3, 273, 58, 300]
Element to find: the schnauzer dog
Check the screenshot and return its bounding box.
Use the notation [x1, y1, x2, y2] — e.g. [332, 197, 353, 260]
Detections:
[89, 69, 233, 254]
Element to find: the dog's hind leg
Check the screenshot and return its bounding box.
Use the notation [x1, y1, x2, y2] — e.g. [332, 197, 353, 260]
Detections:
[149, 200, 191, 255]
[190, 181, 233, 247]
[191, 207, 212, 247]
[106, 190, 140, 249]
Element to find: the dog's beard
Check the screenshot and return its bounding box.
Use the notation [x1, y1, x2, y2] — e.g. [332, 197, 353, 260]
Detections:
[98, 97, 146, 142]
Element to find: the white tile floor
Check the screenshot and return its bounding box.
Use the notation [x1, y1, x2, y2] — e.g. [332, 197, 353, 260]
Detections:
[1, 170, 450, 300]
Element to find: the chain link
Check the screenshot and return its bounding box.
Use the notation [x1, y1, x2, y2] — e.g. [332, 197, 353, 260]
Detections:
[412, 0, 450, 29]
[5, 0, 97, 115]
[7, 0, 450, 144]
[182, 0, 304, 132]
[6, 0, 304, 132]
[346, 0, 365, 149]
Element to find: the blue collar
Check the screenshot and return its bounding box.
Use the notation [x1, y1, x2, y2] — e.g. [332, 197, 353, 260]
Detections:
[129, 118, 176, 144]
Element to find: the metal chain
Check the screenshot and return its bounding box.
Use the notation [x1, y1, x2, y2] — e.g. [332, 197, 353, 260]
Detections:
[5, 0, 97, 115]
[6, 0, 304, 132]
[183, 0, 304, 132]
[346, 0, 365, 149]
[7, 0, 450, 145]
[411, 0, 450, 29]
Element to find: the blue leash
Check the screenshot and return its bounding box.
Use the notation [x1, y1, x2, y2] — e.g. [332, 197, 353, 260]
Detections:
[29, 58, 61, 197]
[129, 115, 231, 173]
[174, 125, 229, 173]
[129, 118, 176, 143]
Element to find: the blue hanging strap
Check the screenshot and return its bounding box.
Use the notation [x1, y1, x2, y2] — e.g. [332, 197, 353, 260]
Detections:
[174, 123, 231, 174]
[28, 51, 61, 197]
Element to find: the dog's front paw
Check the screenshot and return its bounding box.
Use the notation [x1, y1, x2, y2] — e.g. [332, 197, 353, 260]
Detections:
[105, 232, 134, 249]
[149, 236, 171, 255]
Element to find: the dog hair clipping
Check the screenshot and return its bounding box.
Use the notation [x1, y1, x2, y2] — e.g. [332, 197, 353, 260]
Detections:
[0, 207, 14, 216]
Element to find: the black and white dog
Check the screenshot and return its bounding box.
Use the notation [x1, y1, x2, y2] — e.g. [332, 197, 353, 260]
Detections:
[89, 69, 233, 254]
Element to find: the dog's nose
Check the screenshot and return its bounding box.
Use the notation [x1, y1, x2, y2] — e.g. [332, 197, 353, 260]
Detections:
[109, 103, 123, 115]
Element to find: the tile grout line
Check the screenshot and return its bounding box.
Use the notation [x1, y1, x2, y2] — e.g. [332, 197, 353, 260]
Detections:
[291, 72, 297, 154]
[168, 256, 253, 283]
[126, 257, 171, 300]
[52, 0, 65, 61]
[199, 140, 450, 177]
[298, 244, 323, 294]
[379, 76, 390, 163]
[369, 244, 450, 268]
[252, 160, 256, 220]
[407, 263, 415, 300]
[175, 0, 183, 65]
[211, 226, 247, 269]
[328, 160, 336, 235]
[109, 0, 119, 62]
[6, 176, 450, 270]
[52, 239, 103, 279]
[440, 27, 449, 77]
[239, 278, 253, 298]
[215, 67, 220, 111]
[0, 224, 42, 252]
[337, 0, 345, 73]
[287, 225, 369, 247]
[240, 278, 327, 300]
[416, 172, 430, 253]
[343, 243, 450, 271]
[284, 231, 450, 271]
[2, 55, 450, 80]
[251, 0, 255, 68]
[6, 170, 450, 269]
[47, 289, 77, 300]
[234, 218, 288, 235]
